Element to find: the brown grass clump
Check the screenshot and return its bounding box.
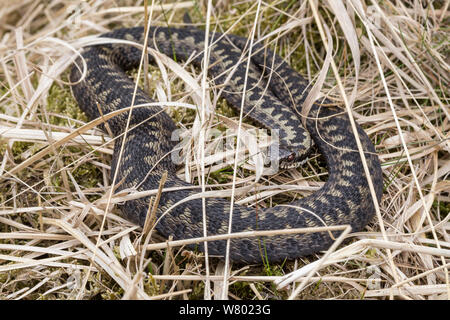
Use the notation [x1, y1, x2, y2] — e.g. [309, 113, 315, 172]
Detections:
[0, 0, 449, 300]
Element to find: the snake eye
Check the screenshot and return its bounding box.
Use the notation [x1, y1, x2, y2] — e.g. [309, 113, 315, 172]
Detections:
[287, 153, 296, 162]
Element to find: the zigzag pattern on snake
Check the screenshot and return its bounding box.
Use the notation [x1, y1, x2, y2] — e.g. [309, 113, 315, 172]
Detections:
[70, 26, 383, 263]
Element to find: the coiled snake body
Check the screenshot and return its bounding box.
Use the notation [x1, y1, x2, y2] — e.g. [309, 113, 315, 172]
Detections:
[70, 27, 383, 263]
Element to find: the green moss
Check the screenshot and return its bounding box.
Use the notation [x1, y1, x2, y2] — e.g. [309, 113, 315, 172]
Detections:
[71, 161, 102, 189]
[11, 141, 35, 159]
[46, 82, 87, 126]
[433, 200, 450, 219]
[189, 281, 205, 300]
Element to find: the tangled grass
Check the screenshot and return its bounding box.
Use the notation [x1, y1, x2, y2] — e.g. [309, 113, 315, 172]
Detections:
[0, 0, 449, 300]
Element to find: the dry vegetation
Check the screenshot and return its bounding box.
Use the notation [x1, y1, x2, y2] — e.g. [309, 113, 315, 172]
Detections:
[0, 0, 449, 300]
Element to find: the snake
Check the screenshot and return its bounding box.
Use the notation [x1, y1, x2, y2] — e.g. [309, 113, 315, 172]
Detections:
[70, 26, 383, 264]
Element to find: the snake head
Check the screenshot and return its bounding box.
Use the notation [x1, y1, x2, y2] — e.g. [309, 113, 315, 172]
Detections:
[267, 143, 310, 170]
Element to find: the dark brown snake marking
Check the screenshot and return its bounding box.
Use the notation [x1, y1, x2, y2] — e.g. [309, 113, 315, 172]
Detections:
[70, 27, 383, 263]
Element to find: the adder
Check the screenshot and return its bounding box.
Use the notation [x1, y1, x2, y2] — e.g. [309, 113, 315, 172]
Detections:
[70, 26, 383, 263]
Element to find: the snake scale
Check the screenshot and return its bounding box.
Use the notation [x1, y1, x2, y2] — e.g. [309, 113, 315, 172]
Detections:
[70, 26, 383, 263]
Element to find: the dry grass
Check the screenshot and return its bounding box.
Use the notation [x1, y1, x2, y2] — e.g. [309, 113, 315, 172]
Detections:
[0, 0, 449, 300]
